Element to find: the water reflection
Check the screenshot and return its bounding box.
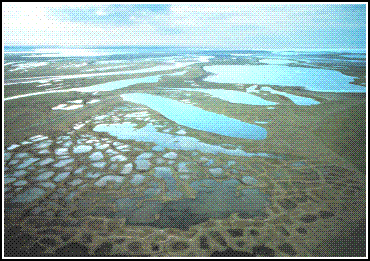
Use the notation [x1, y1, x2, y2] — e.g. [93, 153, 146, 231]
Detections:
[120, 93, 267, 139]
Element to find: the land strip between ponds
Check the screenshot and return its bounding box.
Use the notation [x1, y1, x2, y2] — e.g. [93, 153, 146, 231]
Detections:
[4, 89, 76, 102]
[5, 88, 357, 174]
[4, 75, 160, 102]
[4, 160, 366, 257]
[120, 93, 267, 140]
[250, 105, 359, 174]
[10, 95, 119, 133]
[4, 61, 199, 86]
[6, 92, 269, 161]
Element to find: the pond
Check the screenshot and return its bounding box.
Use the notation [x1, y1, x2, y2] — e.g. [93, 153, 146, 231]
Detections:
[93, 122, 271, 156]
[204, 65, 365, 93]
[120, 93, 267, 140]
[114, 178, 270, 230]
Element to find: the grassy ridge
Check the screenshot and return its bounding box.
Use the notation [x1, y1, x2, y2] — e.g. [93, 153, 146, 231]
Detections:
[314, 101, 366, 174]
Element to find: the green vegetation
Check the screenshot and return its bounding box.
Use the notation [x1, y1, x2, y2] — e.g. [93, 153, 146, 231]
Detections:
[314, 100, 366, 174]
[3, 55, 366, 257]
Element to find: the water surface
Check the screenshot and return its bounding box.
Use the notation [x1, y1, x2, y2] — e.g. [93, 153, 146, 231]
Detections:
[94, 122, 270, 156]
[115, 178, 270, 229]
[204, 65, 365, 93]
[120, 93, 267, 140]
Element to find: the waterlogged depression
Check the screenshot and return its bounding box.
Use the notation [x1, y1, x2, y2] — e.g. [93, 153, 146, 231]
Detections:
[93, 122, 275, 156]
[204, 64, 365, 92]
[4, 47, 366, 257]
[120, 93, 268, 140]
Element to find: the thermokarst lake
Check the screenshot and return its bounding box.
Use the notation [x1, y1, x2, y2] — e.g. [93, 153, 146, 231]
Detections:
[3, 3, 367, 258]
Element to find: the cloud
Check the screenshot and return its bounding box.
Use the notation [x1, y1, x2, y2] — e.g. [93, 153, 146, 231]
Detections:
[45, 4, 171, 26]
[2, 3, 366, 48]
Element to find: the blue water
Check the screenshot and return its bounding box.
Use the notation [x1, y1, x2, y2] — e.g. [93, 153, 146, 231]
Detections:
[204, 65, 365, 93]
[260, 87, 320, 106]
[93, 122, 270, 156]
[120, 93, 267, 140]
[177, 88, 276, 106]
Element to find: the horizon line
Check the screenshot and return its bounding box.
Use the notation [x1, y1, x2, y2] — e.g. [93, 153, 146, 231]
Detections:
[3, 45, 367, 50]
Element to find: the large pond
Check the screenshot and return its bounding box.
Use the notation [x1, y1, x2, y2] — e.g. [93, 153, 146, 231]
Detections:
[93, 122, 275, 157]
[120, 93, 267, 140]
[204, 65, 365, 93]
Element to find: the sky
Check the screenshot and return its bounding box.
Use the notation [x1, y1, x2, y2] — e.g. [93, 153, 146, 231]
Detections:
[2, 3, 367, 49]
